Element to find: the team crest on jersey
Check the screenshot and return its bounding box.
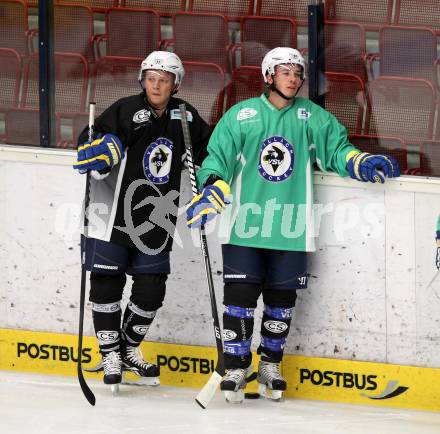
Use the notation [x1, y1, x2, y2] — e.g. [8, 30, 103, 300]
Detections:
[258, 136, 294, 182]
[143, 137, 173, 184]
[133, 109, 151, 123]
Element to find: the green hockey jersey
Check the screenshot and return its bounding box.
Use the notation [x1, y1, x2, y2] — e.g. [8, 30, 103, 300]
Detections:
[197, 93, 359, 252]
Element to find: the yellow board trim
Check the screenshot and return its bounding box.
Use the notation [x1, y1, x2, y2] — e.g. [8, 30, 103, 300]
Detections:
[1, 328, 440, 412]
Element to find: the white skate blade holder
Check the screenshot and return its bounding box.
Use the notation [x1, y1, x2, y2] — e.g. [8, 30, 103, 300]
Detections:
[123, 372, 160, 387]
[110, 384, 119, 395]
[224, 389, 245, 404]
[258, 383, 283, 401]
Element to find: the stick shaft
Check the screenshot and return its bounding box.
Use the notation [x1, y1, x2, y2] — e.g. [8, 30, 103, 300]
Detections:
[179, 104, 225, 408]
[77, 102, 96, 406]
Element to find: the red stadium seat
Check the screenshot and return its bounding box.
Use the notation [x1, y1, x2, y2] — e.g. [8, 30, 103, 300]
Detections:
[326, 0, 393, 30]
[232, 16, 298, 70]
[21, 52, 89, 116]
[419, 141, 440, 177]
[166, 12, 230, 71]
[121, 0, 185, 17]
[0, 48, 21, 111]
[378, 25, 438, 89]
[349, 134, 408, 172]
[324, 21, 368, 83]
[55, 0, 118, 14]
[54, 5, 95, 62]
[394, 0, 440, 34]
[96, 8, 161, 58]
[178, 61, 225, 126]
[5, 108, 61, 147]
[188, 0, 254, 21]
[256, 0, 329, 26]
[89, 56, 141, 115]
[0, 0, 30, 58]
[325, 72, 366, 135]
[365, 77, 436, 142]
[226, 66, 265, 109]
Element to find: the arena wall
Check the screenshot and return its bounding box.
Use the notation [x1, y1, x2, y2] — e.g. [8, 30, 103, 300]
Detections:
[1, 145, 439, 410]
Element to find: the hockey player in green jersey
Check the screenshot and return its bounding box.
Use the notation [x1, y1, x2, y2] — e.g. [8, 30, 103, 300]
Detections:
[186, 47, 400, 403]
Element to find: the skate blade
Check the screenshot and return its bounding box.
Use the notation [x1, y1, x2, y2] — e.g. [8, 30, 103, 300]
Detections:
[258, 384, 283, 401]
[123, 373, 160, 387]
[224, 390, 244, 404]
[110, 384, 119, 395]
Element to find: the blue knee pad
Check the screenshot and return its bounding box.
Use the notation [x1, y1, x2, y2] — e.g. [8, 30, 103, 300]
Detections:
[264, 305, 293, 321]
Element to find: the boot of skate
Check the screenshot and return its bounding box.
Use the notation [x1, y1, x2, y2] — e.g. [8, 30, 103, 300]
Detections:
[121, 343, 160, 386]
[102, 350, 122, 394]
[257, 359, 286, 401]
[220, 366, 254, 403]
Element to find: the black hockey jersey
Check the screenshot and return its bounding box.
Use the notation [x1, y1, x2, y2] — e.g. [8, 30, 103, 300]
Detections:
[78, 93, 211, 253]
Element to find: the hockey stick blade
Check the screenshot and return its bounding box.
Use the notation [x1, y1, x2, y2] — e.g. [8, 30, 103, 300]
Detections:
[195, 371, 223, 409]
[78, 367, 96, 406]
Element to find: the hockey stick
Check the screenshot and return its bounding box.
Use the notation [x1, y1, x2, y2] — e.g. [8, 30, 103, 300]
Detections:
[77, 102, 96, 406]
[179, 104, 225, 409]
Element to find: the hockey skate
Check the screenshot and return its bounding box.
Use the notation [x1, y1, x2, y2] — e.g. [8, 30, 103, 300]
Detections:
[121, 345, 160, 386]
[257, 360, 286, 401]
[220, 366, 255, 404]
[102, 351, 122, 395]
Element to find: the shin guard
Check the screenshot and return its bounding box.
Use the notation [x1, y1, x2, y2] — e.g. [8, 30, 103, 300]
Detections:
[223, 305, 255, 369]
[92, 301, 122, 354]
[121, 301, 157, 346]
[258, 305, 293, 363]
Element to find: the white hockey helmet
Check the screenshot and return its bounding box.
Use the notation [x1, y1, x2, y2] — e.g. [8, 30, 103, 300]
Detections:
[138, 51, 185, 89]
[261, 47, 306, 82]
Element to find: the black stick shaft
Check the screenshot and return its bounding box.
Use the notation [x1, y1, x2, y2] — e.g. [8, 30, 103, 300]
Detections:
[179, 104, 225, 375]
[77, 102, 96, 406]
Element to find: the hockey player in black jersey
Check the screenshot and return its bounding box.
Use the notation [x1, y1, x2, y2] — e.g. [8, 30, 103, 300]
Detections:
[73, 51, 211, 391]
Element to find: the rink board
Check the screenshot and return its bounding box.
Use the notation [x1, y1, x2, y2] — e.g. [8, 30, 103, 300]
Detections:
[1, 328, 439, 412]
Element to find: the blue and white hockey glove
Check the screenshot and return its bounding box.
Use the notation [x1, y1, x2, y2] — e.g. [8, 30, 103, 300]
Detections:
[186, 180, 230, 228]
[346, 151, 400, 184]
[73, 134, 124, 174]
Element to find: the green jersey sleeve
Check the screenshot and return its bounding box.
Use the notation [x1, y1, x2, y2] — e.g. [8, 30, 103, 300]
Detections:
[308, 105, 359, 177]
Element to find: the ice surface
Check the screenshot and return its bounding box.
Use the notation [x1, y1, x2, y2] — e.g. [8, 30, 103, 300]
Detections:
[1, 371, 440, 434]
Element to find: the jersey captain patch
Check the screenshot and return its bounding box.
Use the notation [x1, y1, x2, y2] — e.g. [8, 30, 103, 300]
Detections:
[143, 137, 173, 184]
[258, 136, 294, 182]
